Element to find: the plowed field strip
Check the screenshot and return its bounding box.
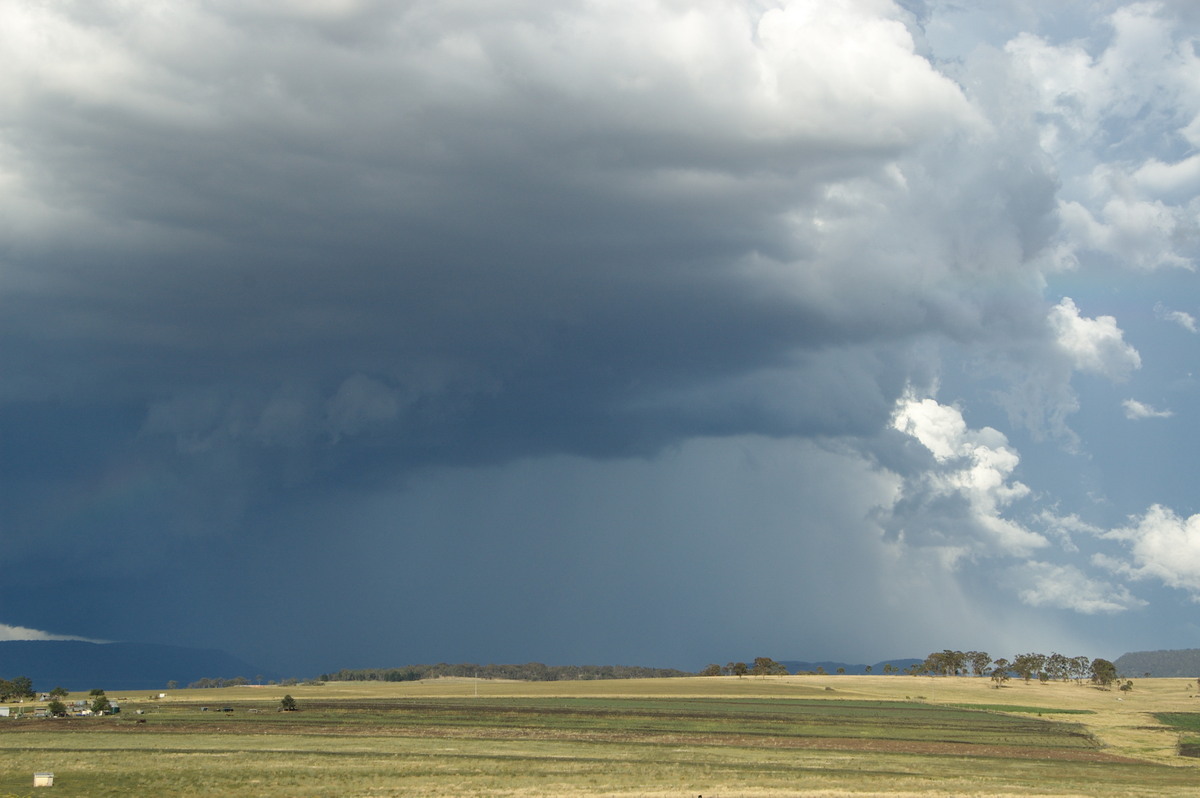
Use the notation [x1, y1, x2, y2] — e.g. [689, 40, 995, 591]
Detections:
[3, 718, 1131, 763]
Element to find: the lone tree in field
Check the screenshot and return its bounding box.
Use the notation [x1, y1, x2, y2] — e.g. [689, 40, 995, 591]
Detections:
[280, 694, 298, 711]
[990, 658, 1011, 688]
[1090, 658, 1118, 688]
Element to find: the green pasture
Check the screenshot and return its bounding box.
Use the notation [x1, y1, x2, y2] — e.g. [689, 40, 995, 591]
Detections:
[1155, 713, 1200, 758]
[1, 676, 1198, 796]
[946, 703, 1095, 715]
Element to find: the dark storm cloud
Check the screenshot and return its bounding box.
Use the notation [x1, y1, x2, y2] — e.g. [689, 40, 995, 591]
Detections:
[9, 0, 1194, 670]
[1, 0, 1045, 478]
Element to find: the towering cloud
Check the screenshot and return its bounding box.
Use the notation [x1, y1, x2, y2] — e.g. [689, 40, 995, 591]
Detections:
[886, 393, 1045, 558]
[1, 1, 1197, 670]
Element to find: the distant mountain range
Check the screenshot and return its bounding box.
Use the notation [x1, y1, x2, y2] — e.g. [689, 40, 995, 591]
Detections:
[1114, 649, 1200, 678]
[0, 640, 277, 691]
[779, 659, 922, 675]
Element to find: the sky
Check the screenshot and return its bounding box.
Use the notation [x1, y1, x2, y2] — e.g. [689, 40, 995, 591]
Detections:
[2, 0, 1199, 677]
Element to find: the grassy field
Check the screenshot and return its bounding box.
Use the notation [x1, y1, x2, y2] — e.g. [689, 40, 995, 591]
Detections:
[1, 674, 1199, 796]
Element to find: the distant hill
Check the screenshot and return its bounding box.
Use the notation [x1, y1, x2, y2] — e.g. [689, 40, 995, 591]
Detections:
[779, 659, 922, 675]
[1115, 649, 1200, 678]
[0, 640, 277, 691]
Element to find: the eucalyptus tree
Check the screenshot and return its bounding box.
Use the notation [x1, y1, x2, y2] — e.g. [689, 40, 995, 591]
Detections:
[967, 651, 991, 677]
[1012, 653, 1047, 682]
[1090, 658, 1118, 688]
[922, 650, 967, 676]
[752, 657, 786, 676]
[990, 658, 1011, 687]
[0, 677, 34, 701]
[1045, 652, 1070, 681]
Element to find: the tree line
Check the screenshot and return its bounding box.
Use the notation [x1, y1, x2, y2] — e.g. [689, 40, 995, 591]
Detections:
[698, 651, 1138, 690]
[185, 676, 310, 688]
[913, 650, 1127, 688]
[320, 663, 693, 682]
[701, 658, 908, 677]
[699, 657, 790, 676]
[0, 651, 1147, 696]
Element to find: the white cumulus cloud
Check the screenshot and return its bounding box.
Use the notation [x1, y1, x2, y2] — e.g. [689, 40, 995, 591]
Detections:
[1009, 561, 1145, 614]
[1154, 302, 1198, 332]
[1009, 2, 1200, 272]
[1033, 509, 1105, 553]
[1101, 504, 1200, 598]
[1049, 297, 1141, 380]
[1122, 399, 1173, 419]
[885, 393, 1046, 558]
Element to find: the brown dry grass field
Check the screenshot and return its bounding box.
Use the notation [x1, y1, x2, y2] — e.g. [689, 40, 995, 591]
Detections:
[1, 673, 1198, 796]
